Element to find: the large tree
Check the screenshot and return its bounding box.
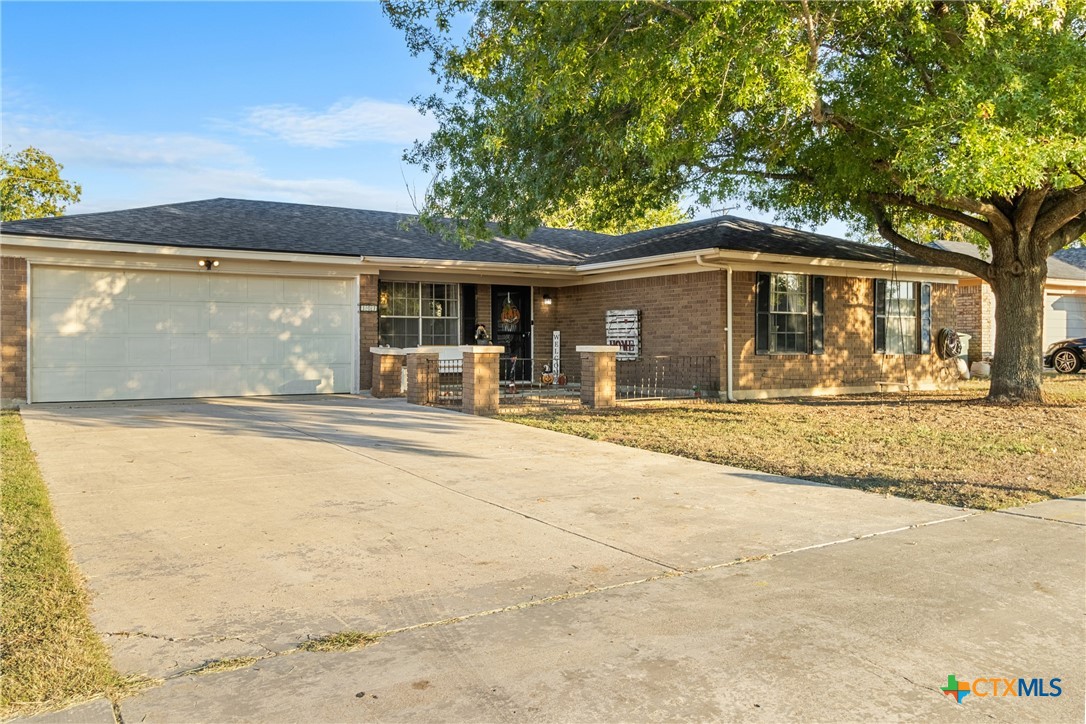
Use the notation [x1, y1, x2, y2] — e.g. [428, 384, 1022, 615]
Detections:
[543, 198, 688, 234]
[385, 0, 1086, 403]
[1, 146, 82, 221]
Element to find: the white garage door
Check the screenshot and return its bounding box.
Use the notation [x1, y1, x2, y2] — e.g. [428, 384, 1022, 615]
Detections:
[1044, 293, 1086, 348]
[31, 267, 356, 402]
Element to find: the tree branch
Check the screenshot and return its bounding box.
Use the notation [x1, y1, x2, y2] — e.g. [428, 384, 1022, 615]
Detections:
[1033, 184, 1086, 243]
[867, 191, 994, 241]
[645, 0, 693, 22]
[930, 194, 1014, 237]
[1015, 187, 1048, 236]
[870, 203, 992, 282]
[1047, 212, 1086, 256]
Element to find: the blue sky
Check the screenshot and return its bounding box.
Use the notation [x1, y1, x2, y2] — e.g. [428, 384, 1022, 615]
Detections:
[3, 2, 442, 214]
[2, 1, 845, 234]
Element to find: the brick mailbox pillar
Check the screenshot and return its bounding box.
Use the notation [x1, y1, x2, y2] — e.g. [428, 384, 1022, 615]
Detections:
[460, 345, 504, 415]
[577, 345, 619, 409]
[405, 347, 442, 405]
[370, 347, 406, 398]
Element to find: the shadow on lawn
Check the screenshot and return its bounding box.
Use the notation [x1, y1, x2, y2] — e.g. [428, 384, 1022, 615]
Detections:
[797, 473, 1062, 511]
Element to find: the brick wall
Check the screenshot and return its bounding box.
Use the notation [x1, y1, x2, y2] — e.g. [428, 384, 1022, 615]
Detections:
[532, 285, 560, 364]
[537, 270, 956, 397]
[1, 257, 27, 404]
[359, 274, 379, 388]
[732, 271, 957, 393]
[954, 280, 995, 362]
[541, 272, 726, 366]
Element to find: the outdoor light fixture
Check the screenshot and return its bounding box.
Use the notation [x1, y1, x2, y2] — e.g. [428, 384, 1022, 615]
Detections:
[198, 259, 220, 270]
[542, 294, 553, 306]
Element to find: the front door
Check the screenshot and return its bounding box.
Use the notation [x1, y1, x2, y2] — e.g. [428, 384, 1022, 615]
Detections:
[492, 285, 532, 381]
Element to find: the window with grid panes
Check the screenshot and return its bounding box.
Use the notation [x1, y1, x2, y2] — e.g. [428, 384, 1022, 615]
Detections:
[755, 273, 824, 354]
[875, 280, 933, 355]
[378, 281, 460, 347]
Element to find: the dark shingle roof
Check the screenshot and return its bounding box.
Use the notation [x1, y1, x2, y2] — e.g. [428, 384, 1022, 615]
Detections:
[0, 198, 613, 266]
[2, 197, 937, 268]
[583, 215, 925, 265]
[1051, 247, 1086, 280]
[931, 240, 1086, 281]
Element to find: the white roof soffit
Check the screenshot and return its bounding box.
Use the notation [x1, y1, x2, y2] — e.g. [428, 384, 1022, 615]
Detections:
[0, 233, 363, 266]
[575, 248, 969, 279]
[359, 256, 580, 279]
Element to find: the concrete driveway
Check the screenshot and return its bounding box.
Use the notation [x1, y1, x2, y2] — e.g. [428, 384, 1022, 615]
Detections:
[20, 396, 1085, 722]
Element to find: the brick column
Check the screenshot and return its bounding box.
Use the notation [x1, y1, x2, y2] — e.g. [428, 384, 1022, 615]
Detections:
[577, 345, 619, 409]
[405, 348, 441, 405]
[359, 274, 379, 390]
[1, 257, 28, 406]
[370, 348, 406, 398]
[461, 345, 503, 415]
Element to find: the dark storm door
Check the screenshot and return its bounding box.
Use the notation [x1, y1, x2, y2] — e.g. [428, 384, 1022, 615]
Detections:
[492, 285, 533, 381]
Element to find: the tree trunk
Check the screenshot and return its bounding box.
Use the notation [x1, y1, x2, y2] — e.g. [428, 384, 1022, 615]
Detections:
[987, 261, 1047, 403]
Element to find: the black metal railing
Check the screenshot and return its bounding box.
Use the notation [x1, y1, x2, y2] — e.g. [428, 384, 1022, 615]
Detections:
[424, 358, 463, 408]
[499, 356, 582, 411]
[616, 356, 718, 401]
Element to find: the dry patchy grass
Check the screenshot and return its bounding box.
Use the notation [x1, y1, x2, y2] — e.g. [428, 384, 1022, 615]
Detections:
[1, 411, 132, 717]
[300, 631, 382, 652]
[502, 376, 1086, 510]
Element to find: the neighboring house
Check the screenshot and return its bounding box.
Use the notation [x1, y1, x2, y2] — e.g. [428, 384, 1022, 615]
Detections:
[932, 240, 1086, 363]
[1, 198, 965, 405]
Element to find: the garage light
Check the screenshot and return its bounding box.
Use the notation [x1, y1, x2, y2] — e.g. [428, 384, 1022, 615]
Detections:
[542, 294, 553, 306]
[198, 259, 220, 270]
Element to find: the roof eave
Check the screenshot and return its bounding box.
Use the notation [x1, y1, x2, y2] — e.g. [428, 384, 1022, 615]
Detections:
[577, 248, 968, 278]
[359, 255, 580, 278]
[0, 233, 365, 266]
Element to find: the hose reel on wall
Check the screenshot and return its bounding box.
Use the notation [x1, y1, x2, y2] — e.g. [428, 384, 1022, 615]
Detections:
[935, 327, 963, 360]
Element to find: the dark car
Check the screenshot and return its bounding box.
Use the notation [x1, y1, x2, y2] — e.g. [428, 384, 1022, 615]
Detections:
[1044, 337, 1086, 374]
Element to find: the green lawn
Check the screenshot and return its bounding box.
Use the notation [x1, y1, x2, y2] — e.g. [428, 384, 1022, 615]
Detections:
[502, 375, 1086, 510]
[1, 411, 129, 718]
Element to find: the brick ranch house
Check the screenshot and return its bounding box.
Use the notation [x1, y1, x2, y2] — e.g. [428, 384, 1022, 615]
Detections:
[932, 240, 1086, 364]
[1, 198, 967, 406]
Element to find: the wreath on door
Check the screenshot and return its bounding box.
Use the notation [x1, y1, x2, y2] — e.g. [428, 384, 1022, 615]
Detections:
[499, 294, 521, 332]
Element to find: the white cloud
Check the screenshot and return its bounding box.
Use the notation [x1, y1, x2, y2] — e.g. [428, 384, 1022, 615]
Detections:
[240, 98, 437, 148]
[2, 112, 426, 215]
[142, 167, 415, 212]
[2, 120, 254, 171]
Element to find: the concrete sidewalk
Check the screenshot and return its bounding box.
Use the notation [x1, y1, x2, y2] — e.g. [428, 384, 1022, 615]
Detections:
[19, 395, 1085, 722]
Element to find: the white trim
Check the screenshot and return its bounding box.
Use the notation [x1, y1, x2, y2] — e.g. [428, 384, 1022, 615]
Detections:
[363, 255, 579, 279]
[370, 347, 407, 356]
[4, 233, 966, 284]
[727, 267, 734, 403]
[24, 259, 32, 405]
[529, 285, 535, 378]
[695, 254, 737, 402]
[12, 256, 361, 280]
[578, 248, 966, 279]
[1045, 281, 1086, 292]
[404, 346, 453, 353]
[458, 345, 504, 353]
[576, 248, 720, 273]
[458, 282, 464, 345]
[1, 233, 363, 266]
[352, 275, 361, 395]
